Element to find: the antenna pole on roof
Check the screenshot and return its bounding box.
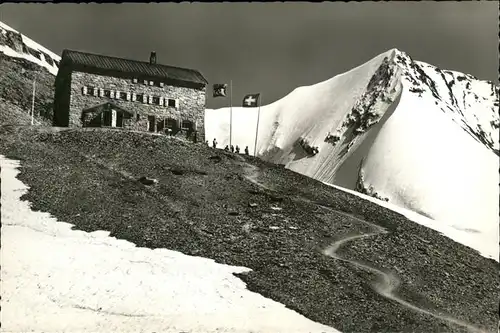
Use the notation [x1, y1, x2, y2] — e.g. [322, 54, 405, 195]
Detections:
[230, 79, 233, 147]
[31, 78, 36, 126]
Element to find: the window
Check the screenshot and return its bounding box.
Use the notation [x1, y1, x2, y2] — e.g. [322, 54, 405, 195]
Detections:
[167, 99, 176, 108]
[143, 79, 148, 85]
[87, 86, 96, 96]
[110, 90, 115, 99]
[157, 119, 165, 132]
[149, 81, 154, 86]
[159, 82, 164, 88]
[166, 118, 177, 130]
[148, 95, 153, 104]
[44, 54, 54, 66]
[136, 94, 144, 103]
[27, 47, 41, 60]
[136, 114, 140, 121]
[99, 88, 104, 97]
[82, 86, 88, 95]
[104, 89, 111, 98]
[132, 78, 138, 84]
[181, 120, 193, 131]
[120, 92, 128, 100]
[152, 96, 160, 105]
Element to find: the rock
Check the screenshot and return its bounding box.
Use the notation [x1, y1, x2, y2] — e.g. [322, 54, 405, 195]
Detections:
[248, 202, 258, 208]
[228, 210, 239, 216]
[269, 226, 280, 230]
[269, 195, 284, 202]
[242, 223, 252, 233]
[170, 167, 185, 175]
[208, 155, 222, 163]
[138, 176, 158, 185]
[270, 206, 282, 211]
[248, 189, 262, 195]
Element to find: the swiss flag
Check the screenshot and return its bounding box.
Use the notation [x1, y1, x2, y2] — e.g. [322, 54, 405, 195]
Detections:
[242, 93, 260, 107]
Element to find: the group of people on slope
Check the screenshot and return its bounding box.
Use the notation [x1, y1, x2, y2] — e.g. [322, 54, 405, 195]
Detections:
[209, 138, 249, 155]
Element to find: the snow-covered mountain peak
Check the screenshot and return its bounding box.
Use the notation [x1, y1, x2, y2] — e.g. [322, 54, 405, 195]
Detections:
[324, 47, 499, 154]
[0, 21, 60, 75]
[392, 50, 499, 153]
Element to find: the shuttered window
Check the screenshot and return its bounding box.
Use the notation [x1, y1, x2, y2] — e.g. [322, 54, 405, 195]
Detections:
[110, 90, 115, 99]
[82, 86, 88, 95]
[148, 95, 153, 104]
[132, 93, 137, 102]
[159, 97, 164, 106]
[99, 88, 105, 97]
[167, 98, 176, 108]
[175, 99, 180, 109]
[126, 92, 131, 101]
[160, 82, 164, 88]
[132, 78, 138, 84]
[181, 120, 193, 130]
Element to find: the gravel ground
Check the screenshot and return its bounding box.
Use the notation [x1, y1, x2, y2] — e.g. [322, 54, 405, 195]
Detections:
[0, 126, 497, 333]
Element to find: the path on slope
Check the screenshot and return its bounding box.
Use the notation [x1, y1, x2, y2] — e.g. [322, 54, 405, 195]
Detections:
[242, 163, 488, 333]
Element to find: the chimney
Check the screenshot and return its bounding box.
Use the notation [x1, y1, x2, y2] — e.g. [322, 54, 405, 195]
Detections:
[149, 51, 156, 65]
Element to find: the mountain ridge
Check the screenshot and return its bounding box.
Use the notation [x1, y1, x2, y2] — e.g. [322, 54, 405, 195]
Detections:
[206, 48, 499, 261]
[0, 21, 60, 76]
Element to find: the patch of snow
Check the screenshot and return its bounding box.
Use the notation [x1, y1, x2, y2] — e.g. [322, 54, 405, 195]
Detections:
[0, 155, 340, 333]
[0, 21, 60, 75]
[206, 48, 499, 261]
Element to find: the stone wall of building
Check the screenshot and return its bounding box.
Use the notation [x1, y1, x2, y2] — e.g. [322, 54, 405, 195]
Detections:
[68, 71, 206, 141]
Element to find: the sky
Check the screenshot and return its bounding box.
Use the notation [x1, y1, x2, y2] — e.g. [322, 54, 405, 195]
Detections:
[0, 2, 498, 109]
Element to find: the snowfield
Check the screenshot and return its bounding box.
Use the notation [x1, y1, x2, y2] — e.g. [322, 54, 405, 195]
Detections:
[206, 48, 499, 262]
[0, 21, 60, 75]
[1, 155, 339, 333]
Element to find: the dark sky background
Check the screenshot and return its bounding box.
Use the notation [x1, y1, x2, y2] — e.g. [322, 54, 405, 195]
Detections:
[1, 2, 498, 109]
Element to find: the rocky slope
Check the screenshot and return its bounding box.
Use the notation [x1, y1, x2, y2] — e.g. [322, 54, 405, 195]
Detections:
[0, 126, 498, 333]
[0, 21, 59, 126]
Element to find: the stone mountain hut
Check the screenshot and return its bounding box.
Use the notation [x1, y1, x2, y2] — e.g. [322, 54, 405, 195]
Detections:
[53, 49, 208, 142]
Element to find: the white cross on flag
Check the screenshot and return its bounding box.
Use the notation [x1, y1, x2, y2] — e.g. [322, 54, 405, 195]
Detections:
[242, 93, 260, 107]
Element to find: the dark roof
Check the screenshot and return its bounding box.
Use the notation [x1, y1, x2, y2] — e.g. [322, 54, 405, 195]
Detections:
[61, 49, 208, 85]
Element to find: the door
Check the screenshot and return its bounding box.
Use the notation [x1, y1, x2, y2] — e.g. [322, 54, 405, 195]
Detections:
[148, 115, 156, 132]
[116, 111, 124, 128]
[102, 110, 112, 127]
[111, 109, 117, 127]
[157, 119, 165, 133]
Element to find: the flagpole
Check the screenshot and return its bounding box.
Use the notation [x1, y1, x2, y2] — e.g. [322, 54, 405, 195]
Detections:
[31, 78, 36, 126]
[229, 80, 233, 147]
[253, 94, 262, 157]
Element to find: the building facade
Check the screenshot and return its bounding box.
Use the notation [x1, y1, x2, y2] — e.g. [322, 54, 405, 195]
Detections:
[53, 49, 208, 142]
